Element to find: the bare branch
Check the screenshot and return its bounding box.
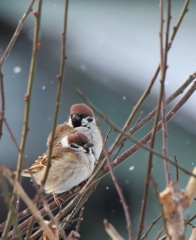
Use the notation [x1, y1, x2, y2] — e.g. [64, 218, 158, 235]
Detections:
[2, 1, 42, 238]
[189, 228, 196, 240]
[104, 219, 125, 240]
[141, 214, 162, 240]
[0, 73, 5, 141]
[0, 0, 36, 67]
[119, 72, 196, 146]
[103, 142, 132, 240]
[174, 155, 179, 181]
[75, 207, 84, 233]
[42, 0, 69, 188]
[1, 167, 58, 240]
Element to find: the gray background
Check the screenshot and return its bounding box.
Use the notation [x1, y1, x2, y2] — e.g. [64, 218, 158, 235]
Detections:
[0, 0, 196, 239]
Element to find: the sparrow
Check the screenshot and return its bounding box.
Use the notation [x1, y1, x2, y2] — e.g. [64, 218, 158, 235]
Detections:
[22, 133, 95, 206]
[47, 103, 103, 161]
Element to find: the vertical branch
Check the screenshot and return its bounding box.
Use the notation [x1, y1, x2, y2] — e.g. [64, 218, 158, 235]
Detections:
[16, 0, 42, 182]
[103, 144, 133, 240]
[0, 72, 5, 140]
[75, 207, 84, 233]
[174, 155, 179, 181]
[108, 0, 190, 152]
[136, 2, 165, 239]
[161, 0, 171, 186]
[159, 0, 164, 71]
[0, 0, 36, 141]
[42, 0, 69, 186]
[2, 1, 42, 238]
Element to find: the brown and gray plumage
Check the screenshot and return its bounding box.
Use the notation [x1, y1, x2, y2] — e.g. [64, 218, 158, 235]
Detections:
[22, 133, 95, 194]
[46, 103, 103, 160]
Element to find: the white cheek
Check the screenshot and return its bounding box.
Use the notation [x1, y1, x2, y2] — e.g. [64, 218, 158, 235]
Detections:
[81, 119, 88, 125]
[61, 137, 69, 147]
[67, 117, 73, 127]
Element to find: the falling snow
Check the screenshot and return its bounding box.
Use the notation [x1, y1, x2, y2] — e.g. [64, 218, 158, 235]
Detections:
[129, 166, 135, 171]
[122, 96, 126, 100]
[42, 86, 46, 90]
[106, 187, 109, 190]
[80, 64, 87, 72]
[13, 66, 21, 74]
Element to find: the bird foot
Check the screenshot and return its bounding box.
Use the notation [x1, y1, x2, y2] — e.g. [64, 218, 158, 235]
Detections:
[52, 192, 64, 209]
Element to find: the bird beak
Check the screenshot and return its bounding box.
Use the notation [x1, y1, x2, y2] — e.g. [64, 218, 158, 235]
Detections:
[72, 114, 81, 122]
[84, 142, 94, 148]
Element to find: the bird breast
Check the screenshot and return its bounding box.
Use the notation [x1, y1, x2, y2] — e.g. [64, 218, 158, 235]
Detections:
[33, 149, 95, 194]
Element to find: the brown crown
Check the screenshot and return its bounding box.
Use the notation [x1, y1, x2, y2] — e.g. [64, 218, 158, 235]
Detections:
[70, 104, 94, 117]
[67, 133, 89, 145]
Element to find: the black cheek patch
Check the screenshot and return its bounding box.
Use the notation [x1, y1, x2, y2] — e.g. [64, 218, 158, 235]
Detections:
[84, 148, 90, 154]
[71, 143, 79, 148]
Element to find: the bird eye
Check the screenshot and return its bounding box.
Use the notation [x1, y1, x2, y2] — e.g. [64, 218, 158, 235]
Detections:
[76, 141, 82, 146]
[87, 118, 93, 122]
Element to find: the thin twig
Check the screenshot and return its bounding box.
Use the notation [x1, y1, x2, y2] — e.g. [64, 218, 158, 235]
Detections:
[0, 0, 34, 140]
[174, 155, 179, 181]
[19, 2, 44, 238]
[4, 80, 196, 236]
[77, 82, 196, 177]
[103, 141, 133, 240]
[169, 0, 190, 46]
[107, 81, 196, 176]
[16, 0, 42, 184]
[118, 70, 196, 146]
[31, 185, 97, 239]
[105, 0, 190, 152]
[75, 207, 84, 233]
[135, 111, 144, 124]
[0, 72, 5, 141]
[0, 0, 36, 67]
[136, 78, 163, 240]
[155, 228, 165, 240]
[41, 0, 69, 188]
[104, 219, 125, 240]
[0, 172, 23, 240]
[161, 0, 171, 186]
[141, 214, 162, 240]
[25, 1, 69, 238]
[2, 0, 41, 237]
[1, 167, 58, 240]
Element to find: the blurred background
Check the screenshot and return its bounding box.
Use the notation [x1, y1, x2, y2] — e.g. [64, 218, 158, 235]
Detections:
[0, 0, 196, 239]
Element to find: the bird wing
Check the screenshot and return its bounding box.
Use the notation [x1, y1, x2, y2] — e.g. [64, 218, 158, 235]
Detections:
[22, 148, 79, 175]
[46, 123, 74, 147]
